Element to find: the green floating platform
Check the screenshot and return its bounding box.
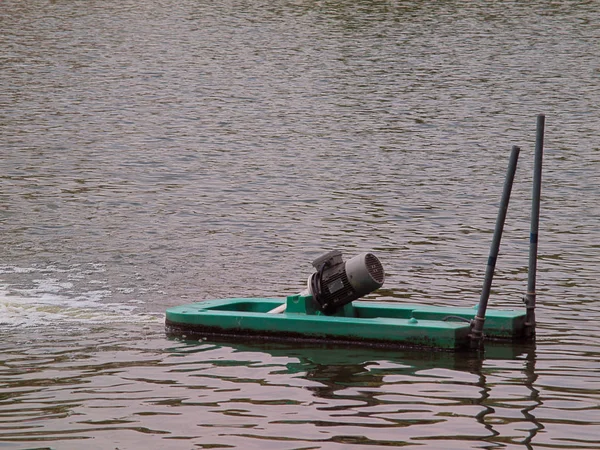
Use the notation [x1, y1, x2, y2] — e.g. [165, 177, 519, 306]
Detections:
[165, 295, 527, 350]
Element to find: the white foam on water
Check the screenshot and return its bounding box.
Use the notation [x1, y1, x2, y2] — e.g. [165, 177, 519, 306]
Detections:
[0, 265, 162, 329]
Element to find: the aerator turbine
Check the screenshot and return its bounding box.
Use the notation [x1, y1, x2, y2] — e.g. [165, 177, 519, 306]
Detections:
[306, 250, 385, 314]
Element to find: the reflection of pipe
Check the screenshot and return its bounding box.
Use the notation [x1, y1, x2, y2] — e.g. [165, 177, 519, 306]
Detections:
[472, 354, 499, 439]
[472, 343, 541, 445]
[521, 344, 544, 447]
[471, 146, 521, 344]
[525, 114, 545, 338]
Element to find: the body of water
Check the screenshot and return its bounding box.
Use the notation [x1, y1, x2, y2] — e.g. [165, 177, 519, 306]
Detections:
[1, 0, 599, 448]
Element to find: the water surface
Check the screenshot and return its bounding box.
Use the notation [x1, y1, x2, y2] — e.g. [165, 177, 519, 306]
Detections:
[1, 0, 599, 448]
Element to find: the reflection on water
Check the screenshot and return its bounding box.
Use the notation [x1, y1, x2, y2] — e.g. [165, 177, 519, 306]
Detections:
[1, 0, 600, 448]
[4, 326, 591, 449]
[0, 328, 555, 449]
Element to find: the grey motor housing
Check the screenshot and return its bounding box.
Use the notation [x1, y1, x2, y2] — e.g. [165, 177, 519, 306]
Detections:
[308, 250, 385, 314]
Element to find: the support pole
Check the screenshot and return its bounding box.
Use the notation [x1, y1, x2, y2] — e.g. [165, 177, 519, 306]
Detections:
[524, 114, 545, 338]
[470, 145, 521, 344]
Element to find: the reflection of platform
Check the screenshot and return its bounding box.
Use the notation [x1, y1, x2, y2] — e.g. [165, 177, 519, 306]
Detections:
[165, 295, 527, 350]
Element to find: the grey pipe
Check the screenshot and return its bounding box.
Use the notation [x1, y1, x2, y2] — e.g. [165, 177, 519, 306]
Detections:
[524, 114, 545, 338]
[470, 145, 521, 343]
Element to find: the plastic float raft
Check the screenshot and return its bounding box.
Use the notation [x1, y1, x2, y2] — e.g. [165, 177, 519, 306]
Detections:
[166, 115, 546, 351]
[165, 295, 527, 350]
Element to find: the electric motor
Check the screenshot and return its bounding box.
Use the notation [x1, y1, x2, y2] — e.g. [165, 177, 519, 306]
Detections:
[307, 250, 385, 314]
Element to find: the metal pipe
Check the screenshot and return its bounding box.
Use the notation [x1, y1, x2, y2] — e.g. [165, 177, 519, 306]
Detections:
[524, 114, 545, 338]
[470, 145, 521, 343]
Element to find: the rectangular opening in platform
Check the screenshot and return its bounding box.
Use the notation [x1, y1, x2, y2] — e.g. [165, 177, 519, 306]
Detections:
[203, 301, 279, 313]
